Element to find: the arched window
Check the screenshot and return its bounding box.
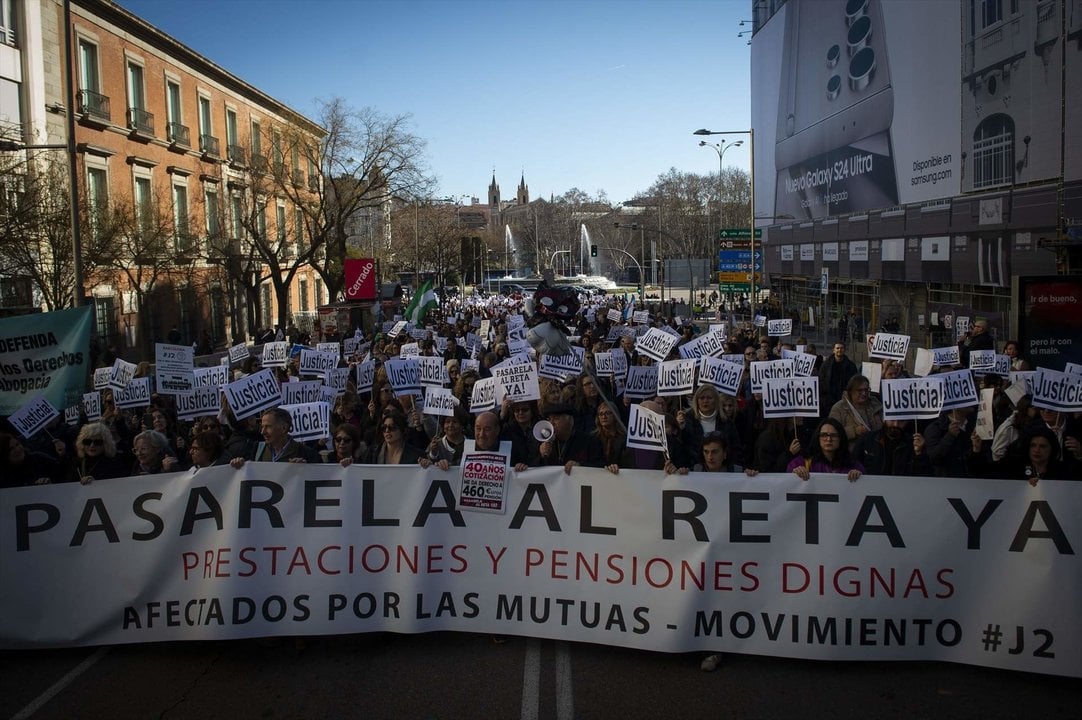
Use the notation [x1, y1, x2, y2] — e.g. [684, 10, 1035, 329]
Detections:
[972, 113, 1015, 189]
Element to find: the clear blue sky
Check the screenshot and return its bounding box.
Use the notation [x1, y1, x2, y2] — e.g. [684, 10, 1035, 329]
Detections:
[118, 0, 753, 204]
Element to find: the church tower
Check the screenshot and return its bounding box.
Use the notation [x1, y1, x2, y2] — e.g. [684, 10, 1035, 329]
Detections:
[488, 172, 501, 236]
[516, 172, 529, 205]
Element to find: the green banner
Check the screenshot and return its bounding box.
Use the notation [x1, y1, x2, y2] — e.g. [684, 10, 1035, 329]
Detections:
[0, 306, 93, 416]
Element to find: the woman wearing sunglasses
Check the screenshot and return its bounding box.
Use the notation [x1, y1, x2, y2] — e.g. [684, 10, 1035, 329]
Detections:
[329, 423, 366, 468]
[365, 411, 424, 465]
[68, 422, 127, 484]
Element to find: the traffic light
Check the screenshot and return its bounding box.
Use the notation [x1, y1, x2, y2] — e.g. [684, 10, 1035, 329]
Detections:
[590, 244, 598, 257]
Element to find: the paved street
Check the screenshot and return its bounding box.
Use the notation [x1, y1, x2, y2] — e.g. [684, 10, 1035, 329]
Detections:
[3, 632, 1079, 719]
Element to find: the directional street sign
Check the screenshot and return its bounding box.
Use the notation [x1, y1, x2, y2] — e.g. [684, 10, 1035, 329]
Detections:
[717, 283, 751, 292]
[719, 228, 763, 239]
[716, 271, 762, 283]
[717, 261, 763, 272]
[718, 250, 763, 261]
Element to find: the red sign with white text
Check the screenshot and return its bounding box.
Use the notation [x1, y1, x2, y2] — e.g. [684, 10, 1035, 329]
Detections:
[343, 258, 377, 300]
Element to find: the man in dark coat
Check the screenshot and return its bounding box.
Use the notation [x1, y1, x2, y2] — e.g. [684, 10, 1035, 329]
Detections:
[538, 403, 603, 474]
[958, 318, 995, 367]
[817, 342, 857, 417]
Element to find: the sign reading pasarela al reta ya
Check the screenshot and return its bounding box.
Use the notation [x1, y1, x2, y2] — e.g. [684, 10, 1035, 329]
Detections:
[0, 306, 93, 416]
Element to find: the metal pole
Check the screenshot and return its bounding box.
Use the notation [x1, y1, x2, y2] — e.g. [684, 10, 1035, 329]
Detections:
[749, 128, 757, 322]
[64, 0, 85, 307]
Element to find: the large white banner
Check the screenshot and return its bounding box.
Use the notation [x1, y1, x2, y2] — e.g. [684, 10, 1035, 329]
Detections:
[1, 466, 1078, 678]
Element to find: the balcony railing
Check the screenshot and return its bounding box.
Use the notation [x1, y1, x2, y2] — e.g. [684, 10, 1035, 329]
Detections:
[307, 174, 320, 192]
[127, 107, 154, 135]
[251, 154, 268, 174]
[77, 89, 111, 122]
[167, 121, 190, 147]
[227, 144, 246, 166]
[292, 168, 305, 187]
[200, 134, 220, 157]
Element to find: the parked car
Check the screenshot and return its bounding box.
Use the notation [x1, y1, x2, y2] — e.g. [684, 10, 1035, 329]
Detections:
[500, 283, 526, 296]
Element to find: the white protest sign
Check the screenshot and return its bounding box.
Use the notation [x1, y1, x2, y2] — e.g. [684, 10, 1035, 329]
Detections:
[222, 368, 282, 420]
[611, 351, 628, 382]
[913, 348, 934, 378]
[355, 361, 375, 395]
[932, 346, 961, 368]
[259, 341, 288, 369]
[113, 377, 151, 410]
[538, 347, 584, 381]
[317, 342, 341, 359]
[92, 367, 112, 390]
[698, 356, 742, 397]
[626, 403, 668, 454]
[635, 328, 679, 363]
[955, 316, 970, 338]
[508, 337, 531, 356]
[458, 441, 512, 514]
[228, 342, 250, 365]
[193, 365, 229, 388]
[720, 353, 745, 367]
[400, 342, 420, 357]
[1031, 367, 1082, 413]
[761, 376, 820, 419]
[388, 320, 407, 338]
[767, 318, 793, 337]
[624, 366, 659, 400]
[82, 391, 101, 421]
[657, 359, 696, 397]
[64, 405, 80, 426]
[678, 330, 727, 360]
[300, 348, 339, 379]
[781, 349, 817, 378]
[506, 314, 525, 331]
[423, 387, 457, 417]
[881, 377, 946, 421]
[1067, 362, 1082, 375]
[280, 401, 331, 442]
[418, 356, 450, 387]
[632, 310, 650, 325]
[969, 349, 995, 373]
[939, 369, 979, 410]
[991, 354, 1010, 377]
[493, 362, 540, 403]
[975, 388, 996, 440]
[282, 380, 323, 406]
[861, 361, 883, 395]
[469, 377, 498, 413]
[750, 359, 795, 394]
[107, 359, 137, 392]
[318, 385, 338, 406]
[753, 315, 767, 327]
[594, 352, 614, 378]
[869, 332, 911, 361]
[384, 357, 422, 399]
[606, 308, 623, 323]
[325, 367, 349, 395]
[461, 359, 480, 375]
[8, 394, 58, 439]
[176, 385, 222, 421]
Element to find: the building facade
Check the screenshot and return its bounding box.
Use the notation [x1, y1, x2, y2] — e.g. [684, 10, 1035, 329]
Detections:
[1, 0, 324, 359]
[750, 0, 1081, 364]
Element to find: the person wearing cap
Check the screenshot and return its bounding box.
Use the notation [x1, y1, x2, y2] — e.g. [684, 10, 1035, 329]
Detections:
[538, 403, 603, 474]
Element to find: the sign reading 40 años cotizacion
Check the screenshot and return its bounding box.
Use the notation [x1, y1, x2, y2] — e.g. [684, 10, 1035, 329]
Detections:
[0, 306, 93, 416]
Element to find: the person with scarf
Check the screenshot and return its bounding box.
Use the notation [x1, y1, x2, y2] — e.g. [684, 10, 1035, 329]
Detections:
[829, 375, 883, 442]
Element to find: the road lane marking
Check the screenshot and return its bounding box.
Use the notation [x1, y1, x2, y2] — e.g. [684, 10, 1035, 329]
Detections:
[520, 637, 541, 720]
[9, 646, 109, 720]
[555, 641, 574, 720]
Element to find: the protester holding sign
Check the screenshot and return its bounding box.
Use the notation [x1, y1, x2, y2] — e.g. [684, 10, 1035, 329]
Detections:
[425, 415, 467, 471]
[924, 408, 978, 478]
[499, 400, 542, 468]
[473, 411, 529, 472]
[751, 418, 804, 473]
[594, 400, 627, 472]
[787, 417, 864, 481]
[829, 375, 883, 442]
[990, 395, 1037, 462]
[958, 318, 994, 368]
[330, 424, 366, 468]
[852, 420, 932, 477]
[68, 422, 127, 484]
[678, 385, 743, 467]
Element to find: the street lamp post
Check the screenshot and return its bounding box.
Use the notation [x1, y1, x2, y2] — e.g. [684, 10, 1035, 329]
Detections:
[694, 128, 756, 321]
[613, 221, 647, 299]
[698, 139, 743, 236]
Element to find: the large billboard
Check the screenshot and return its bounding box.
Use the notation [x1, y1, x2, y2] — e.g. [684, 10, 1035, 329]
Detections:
[1066, 0, 1082, 182]
[753, 0, 963, 221]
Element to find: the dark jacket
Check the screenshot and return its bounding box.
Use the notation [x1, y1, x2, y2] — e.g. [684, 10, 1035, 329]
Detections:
[923, 413, 978, 477]
[853, 430, 934, 476]
[818, 354, 858, 415]
[252, 439, 323, 463]
[542, 432, 605, 468]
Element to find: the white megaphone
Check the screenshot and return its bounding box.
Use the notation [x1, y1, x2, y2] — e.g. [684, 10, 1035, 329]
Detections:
[532, 420, 555, 443]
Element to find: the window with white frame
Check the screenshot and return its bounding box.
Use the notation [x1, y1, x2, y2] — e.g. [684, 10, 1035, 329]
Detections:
[78, 39, 100, 93]
[256, 199, 267, 239]
[172, 181, 190, 252]
[972, 114, 1014, 190]
[198, 95, 211, 138]
[276, 202, 287, 244]
[231, 192, 244, 241]
[133, 171, 152, 240]
[294, 206, 304, 246]
[166, 79, 184, 144]
[204, 185, 220, 239]
[86, 162, 108, 238]
[127, 61, 147, 121]
[0, 0, 17, 46]
[250, 119, 262, 158]
[298, 277, 309, 311]
[314, 278, 323, 306]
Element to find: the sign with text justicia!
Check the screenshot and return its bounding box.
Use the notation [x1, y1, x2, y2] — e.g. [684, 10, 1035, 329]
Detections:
[343, 258, 377, 300]
[1, 467, 1078, 678]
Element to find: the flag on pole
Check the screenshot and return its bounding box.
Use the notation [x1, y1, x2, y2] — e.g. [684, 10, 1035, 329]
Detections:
[622, 298, 636, 322]
[405, 279, 437, 325]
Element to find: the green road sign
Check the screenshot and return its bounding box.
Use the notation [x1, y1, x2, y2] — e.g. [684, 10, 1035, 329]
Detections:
[717, 283, 751, 292]
[718, 228, 763, 239]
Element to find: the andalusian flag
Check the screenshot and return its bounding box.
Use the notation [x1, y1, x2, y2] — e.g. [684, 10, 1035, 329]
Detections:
[405, 279, 437, 324]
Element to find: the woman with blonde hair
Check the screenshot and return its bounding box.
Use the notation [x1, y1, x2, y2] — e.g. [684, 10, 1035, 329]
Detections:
[678, 384, 744, 466]
[68, 422, 127, 484]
